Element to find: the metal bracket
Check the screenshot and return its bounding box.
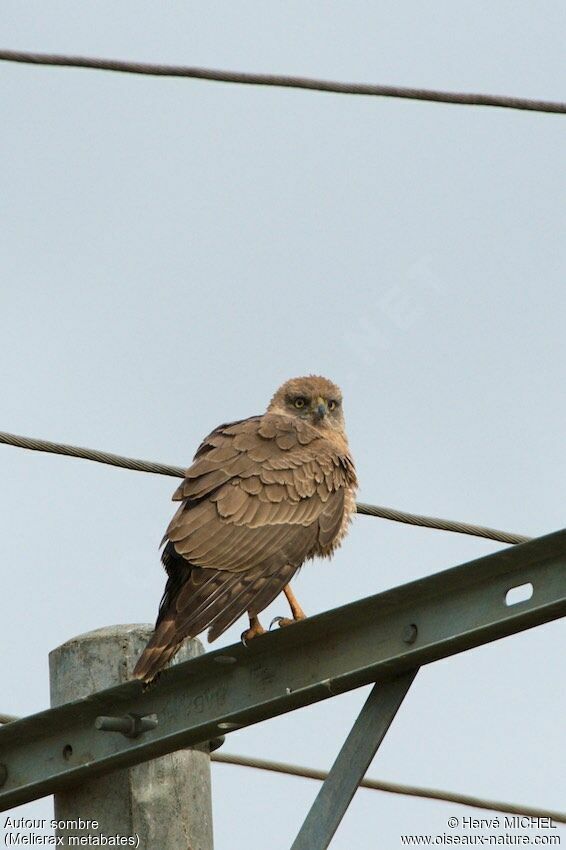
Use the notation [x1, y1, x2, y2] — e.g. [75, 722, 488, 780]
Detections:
[94, 714, 158, 738]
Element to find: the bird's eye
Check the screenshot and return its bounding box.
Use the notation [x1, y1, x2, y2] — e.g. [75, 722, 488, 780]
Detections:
[294, 397, 306, 409]
[328, 399, 338, 411]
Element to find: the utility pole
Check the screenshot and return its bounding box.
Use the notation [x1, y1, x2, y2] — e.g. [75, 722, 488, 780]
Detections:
[49, 624, 214, 849]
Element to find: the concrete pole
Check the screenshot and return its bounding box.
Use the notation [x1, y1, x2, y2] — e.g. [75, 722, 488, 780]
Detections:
[49, 624, 214, 850]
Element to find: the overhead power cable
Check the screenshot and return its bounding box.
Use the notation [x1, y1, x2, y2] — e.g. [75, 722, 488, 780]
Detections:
[0, 49, 565, 115]
[211, 752, 566, 824]
[0, 430, 184, 478]
[0, 430, 531, 545]
[355, 501, 529, 544]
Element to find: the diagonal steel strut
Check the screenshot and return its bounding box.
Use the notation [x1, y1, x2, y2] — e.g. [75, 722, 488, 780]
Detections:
[291, 670, 418, 850]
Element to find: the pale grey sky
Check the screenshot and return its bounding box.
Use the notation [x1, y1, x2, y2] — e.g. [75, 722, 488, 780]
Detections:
[1, 3, 565, 848]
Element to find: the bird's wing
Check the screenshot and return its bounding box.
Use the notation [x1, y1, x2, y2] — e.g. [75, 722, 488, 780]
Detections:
[164, 413, 353, 637]
[133, 413, 356, 680]
[167, 415, 352, 560]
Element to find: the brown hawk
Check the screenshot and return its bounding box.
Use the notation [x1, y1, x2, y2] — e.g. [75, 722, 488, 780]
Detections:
[133, 375, 357, 682]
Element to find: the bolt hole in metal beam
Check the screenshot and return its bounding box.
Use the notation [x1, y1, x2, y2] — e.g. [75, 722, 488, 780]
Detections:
[505, 582, 534, 606]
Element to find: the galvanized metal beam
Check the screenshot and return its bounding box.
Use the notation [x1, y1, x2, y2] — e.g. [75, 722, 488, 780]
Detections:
[1, 529, 565, 811]
[291, 671, 418, 850]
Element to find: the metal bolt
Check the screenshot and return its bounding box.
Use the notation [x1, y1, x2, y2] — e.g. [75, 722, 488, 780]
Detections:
[0, 764, 7, 787]
[208, 735, 225, 752]
[95, 714, 158, 738]
[402, 624, 418, 644]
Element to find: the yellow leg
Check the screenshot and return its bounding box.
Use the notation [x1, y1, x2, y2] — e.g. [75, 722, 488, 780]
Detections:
[241, 614, 266, 645]
[284, 585, 306, 621]
[271, 585, 307, 629]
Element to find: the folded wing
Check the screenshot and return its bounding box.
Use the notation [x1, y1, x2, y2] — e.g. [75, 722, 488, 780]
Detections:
[133, 414, 353, 680]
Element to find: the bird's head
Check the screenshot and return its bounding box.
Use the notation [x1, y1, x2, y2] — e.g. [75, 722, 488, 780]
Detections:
[267, 375, 345, 433]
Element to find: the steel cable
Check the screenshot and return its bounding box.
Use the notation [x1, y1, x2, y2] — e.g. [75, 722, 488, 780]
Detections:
[211, 752, 566, 824]
[0, 430, 531, 545]
[1, 49, 565, 115]
[355, 502, 530, 545]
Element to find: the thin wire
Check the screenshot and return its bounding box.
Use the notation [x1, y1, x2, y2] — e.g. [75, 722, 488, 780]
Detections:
[0, 430, 531, 545]
[211, 753, 566, 823]
[1, 49, 565, 115]
[0, 712, 561, 822]
[356, 502, 530, 545]
[0, 431, 185, 478]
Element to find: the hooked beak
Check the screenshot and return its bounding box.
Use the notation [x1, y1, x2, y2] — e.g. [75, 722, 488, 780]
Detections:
[313, 397, 327, 421]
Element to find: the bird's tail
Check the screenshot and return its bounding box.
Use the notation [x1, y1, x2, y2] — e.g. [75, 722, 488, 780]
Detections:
[133, 542, 190, 683]
[132, 614, 182, 683]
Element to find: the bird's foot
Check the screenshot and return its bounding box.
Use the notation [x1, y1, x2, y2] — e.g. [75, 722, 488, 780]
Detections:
[269, 614, 305, 630]
[240, 617, 266, 647]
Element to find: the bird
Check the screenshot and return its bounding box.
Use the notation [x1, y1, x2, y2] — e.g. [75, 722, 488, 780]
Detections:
[133, 375, 358, 683]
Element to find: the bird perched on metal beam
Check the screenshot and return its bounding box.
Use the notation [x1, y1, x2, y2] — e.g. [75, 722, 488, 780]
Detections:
[133, 375, 357, 683]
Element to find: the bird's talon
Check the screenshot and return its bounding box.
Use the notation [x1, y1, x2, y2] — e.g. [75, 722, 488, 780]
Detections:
[241, 617, 267, 645]
[270, 616, 296, 630]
